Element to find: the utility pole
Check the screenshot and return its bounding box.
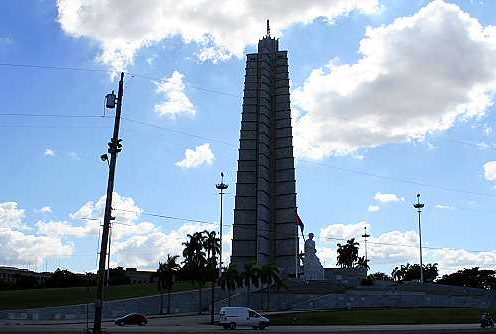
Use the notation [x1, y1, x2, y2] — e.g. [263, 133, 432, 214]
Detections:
[215, 172, 228, 274]
[413, 193, 425, 284]
[93, 72, 124, 334]
[106, 224, 112, 287]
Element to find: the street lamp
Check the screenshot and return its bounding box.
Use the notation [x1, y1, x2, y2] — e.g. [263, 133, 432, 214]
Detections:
[216, 172, 228, 274]
[413, 193, 425, 283]
[361, 226, 370, 263]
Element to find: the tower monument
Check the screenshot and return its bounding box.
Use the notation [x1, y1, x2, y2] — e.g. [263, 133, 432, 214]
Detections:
[231, 21, 298, 277]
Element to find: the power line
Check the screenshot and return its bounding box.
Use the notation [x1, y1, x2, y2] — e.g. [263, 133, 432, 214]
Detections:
[0, 63, 242, 99]
[300, 160, 496, 199]
[324, 236, 496, 254]
[121, 117, 236, 147]
[112, 208, 217, 225]
[0, 113, 110, 119]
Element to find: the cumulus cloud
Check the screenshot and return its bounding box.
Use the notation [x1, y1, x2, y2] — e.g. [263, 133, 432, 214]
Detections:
[319, 221, 369, 243]
[368, 205, 380, 212]
[175, 143, 215, 169]
[317, 221, 496, 275]
[56, 0, 379, 71]
[41, 192, 148, 240]
[112, 222, 217, 269]
[293, 0, 496, 159]
[39, 206, 52, 213]
[154, 71, 196, 119]
[483, 161, 496, 184]
[374, 192, 404, 203]
[44, 148, 55, 157]
[0, 202, 26, 230]
[0, 202, 73, 266]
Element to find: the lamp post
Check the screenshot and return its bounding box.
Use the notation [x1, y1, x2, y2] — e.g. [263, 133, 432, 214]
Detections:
[215, 172, 228, 274]
[413, 193, 425, 283]
[361, 226, 370, 263]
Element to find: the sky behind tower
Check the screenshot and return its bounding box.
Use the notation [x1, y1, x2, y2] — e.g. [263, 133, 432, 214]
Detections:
[1, 0, 496, 276]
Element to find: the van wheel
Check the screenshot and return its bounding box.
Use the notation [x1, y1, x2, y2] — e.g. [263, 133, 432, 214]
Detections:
[229, 322, 236, 330]
[259, 322, 267, 329]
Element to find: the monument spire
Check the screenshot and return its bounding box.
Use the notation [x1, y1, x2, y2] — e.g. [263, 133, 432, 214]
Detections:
[231, 23, 297, 277]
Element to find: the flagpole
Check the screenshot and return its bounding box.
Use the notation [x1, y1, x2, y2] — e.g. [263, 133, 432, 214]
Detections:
[295, 222, 298, 279]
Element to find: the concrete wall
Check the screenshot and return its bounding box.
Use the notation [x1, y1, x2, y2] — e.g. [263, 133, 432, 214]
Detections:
[324, 268, 367, 286]
[2, 283, 494, 321]
[0, 287, 228, 321]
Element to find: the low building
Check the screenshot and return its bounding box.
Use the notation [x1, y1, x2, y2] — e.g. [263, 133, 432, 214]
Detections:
[0, 266, 51, 286]
[124, 268, 155, 284]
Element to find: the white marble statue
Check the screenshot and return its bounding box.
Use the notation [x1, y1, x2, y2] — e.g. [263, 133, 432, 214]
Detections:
[303, 233, 325, 280]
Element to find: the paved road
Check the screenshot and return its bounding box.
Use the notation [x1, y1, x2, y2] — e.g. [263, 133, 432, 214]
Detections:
[2, 315, 496, 333]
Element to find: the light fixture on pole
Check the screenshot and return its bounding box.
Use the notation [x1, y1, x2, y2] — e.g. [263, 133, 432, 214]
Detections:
[215, 172, 228, 274]
[413, 193, 425, 283]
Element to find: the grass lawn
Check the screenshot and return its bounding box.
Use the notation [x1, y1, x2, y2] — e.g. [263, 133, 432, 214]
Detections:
[0, 281, 199, 310]
[269, 308, 491, 325]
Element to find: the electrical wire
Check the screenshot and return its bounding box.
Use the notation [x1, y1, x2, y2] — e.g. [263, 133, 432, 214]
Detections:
[112, 208, 217, 225]
[299, 159, 496, 199]
[0, 63, 242, 99]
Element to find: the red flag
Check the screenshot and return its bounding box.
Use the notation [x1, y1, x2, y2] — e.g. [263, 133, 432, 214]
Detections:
[295, 212, 304, 233]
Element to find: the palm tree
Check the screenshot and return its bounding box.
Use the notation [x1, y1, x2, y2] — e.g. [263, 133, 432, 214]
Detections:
[240, 262, 260, 308]
[355, 256, 370, 270]
[218, 265, 240, 306]
[156, 255, 181, 314]
[260, 263, 279, 310]
[336, 238, 360, 268]
[203, 230, 221, 324]
[182, 231, 207, 314]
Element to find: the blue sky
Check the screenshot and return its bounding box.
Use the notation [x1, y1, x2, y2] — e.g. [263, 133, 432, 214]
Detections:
[1, 0, 496, 276]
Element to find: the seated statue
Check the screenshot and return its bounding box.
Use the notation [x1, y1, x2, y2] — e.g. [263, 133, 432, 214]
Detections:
[303, 233, 324, 280]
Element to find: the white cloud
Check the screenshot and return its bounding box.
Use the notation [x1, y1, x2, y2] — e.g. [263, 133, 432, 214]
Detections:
[56, 0, 379, 71]
[154, 71, 196, 119]
[36, 219, 97, 238]
[317, 221, 496, 275]
[48, 192, 147, 240]
[368, 230, 419, 265]
[483, 161, 496, 184]
[374, 192, 404, 203]
[196, 46, 232, 64]
[40, 206, 52, 213]
[368, 205, 380, 212]
[44, 148, 55, 157]
[434, 204, 455, 210]
[112, 222, 216, 269]
[69, 152, 81, 160]
[0, 202, 73, 267]
[430, 248, 496, 274]
[319, 221, 369, 243]
[175, 143, 214, 169]
[293, 0, 496, 159]
[0, 202, 26, 230]
[0, 229, 73, 267]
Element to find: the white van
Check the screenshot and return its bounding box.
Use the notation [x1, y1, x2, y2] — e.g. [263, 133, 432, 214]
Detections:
[219, 307, 270, 330]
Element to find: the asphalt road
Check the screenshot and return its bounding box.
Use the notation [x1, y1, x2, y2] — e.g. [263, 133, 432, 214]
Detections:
[2, 315, 496, 334]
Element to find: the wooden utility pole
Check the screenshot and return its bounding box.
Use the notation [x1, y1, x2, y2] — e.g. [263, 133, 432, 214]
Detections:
[93, 72, 124, 333]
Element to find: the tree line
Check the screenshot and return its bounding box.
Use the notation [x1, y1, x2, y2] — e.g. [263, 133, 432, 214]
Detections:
[156, 230, 284, 316]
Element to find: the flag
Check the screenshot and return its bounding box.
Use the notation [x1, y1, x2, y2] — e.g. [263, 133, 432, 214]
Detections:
[295, 211, 304, 234]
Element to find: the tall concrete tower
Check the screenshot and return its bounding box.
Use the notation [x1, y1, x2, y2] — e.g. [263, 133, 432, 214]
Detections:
[231, 22, 298, 277]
